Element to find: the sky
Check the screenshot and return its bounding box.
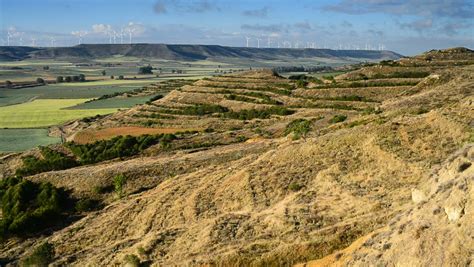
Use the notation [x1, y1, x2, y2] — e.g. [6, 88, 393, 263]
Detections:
[0, 0, 473, 55]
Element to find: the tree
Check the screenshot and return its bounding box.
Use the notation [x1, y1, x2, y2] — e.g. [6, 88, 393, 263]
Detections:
[72, 76, 80, 82]
[5, 80, 13, 88]
[101, 70, 106, 76]
[43, 66, 50, 70]
[78, 74, 86, 82]
[65, 76, 72, 82]
[36, 78, 45, 84]
[118, 75, 124, 80]
[110, 75, 114, 79]
[56, 76, 64, 83]
[138, 65, 153, 74]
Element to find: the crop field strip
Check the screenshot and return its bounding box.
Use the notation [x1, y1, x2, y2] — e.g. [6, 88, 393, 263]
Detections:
[0, 99, 118, 128]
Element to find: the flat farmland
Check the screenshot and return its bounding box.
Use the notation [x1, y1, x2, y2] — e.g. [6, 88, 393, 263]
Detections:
[67, 95, 154, 109]
[0, 99, 117, 128]
[0, 128, 60, 152]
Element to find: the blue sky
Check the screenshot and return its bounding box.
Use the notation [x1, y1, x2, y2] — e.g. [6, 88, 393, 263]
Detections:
[0, 0, 473, 55]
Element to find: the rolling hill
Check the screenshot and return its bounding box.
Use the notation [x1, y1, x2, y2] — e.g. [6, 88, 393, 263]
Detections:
[0, 48, 473, 266]
[0, 44, 402, 61]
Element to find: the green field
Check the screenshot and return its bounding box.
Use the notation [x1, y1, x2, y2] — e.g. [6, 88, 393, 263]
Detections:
[0, 128, 60, 152]
[0, 99, 117, 128]
[0, 84, 148, 107]
[67, 95, 154, 109]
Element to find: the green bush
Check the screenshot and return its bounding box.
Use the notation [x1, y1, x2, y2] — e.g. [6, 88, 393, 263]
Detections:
[75, 198, 102, 212]
[288, 183, 303, 192]
[16, 147, 78, 176]
[159, 104, 229, 116]
[138, 65, 153, 74]
[66, 134, 176, 164]
[296, 79, 308, 88]
[371, 71, 430, 79]
[223, 106, 295, 120]
[22, 242, 54, 266]
[123, 254, 141, 267]
[114, 174, 127, 198]
[288, 74, 307, 80]
[330, 115, 347, 123]
[285, 119, 311, 139]
[323, 95, 373, 102]
[315, 80, 419, 89]
[0, 177, 69, 239]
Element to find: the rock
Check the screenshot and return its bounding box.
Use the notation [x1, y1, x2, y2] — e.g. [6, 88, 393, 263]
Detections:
[411, 189, 426, 204]
[444, 206, 464, 222]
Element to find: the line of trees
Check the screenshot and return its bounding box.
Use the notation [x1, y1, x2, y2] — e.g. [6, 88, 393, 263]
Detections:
[56, 74, 86, 83]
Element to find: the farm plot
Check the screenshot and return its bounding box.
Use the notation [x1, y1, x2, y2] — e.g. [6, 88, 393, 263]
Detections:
[0, 99, 117, 128]
[67, 95, 154, 109]
[0, 128, 60, 152]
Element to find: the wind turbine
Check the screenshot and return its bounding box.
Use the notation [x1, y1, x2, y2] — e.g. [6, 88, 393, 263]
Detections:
[31, 37, 36, 47]
[245, 36, 250, 48]
[50, 37, 56, 47]
[127, 28, 136, 44]
[120, 28, 124, 44]
[267, 37, 271, 48]
[7, 30, 13, 46]
[256, 38, 261, 48]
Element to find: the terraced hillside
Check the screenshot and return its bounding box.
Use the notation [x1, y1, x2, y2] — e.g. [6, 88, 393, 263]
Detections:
[0, 48, 473, 266]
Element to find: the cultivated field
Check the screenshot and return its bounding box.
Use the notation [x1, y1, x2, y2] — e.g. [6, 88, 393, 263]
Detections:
[0, 128, 61, 152]
[0, 99, 117, 128]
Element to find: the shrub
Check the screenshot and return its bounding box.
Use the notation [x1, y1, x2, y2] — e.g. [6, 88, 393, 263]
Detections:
[138, 65, 153, 74]
[159, 104, 229, 116]
[330, 115, 347, 123]
[75, 198, 102, 212]
[78, 74, 86, 82]
[114, 174, 127, 198]
[324, 95, 373, 102]
[236, 135, 248, 142]
[123, 254, 141, 267]
[118, 75, 124, 80]
[223, 106, 295, 120]
[66, 134, 176, 164]
[16, 147, 78, 176]
[288, 74, 307, 80]
[5, 80, 13, 88]
[146, 94, 164, 105]
[36, 77, 45, 84]
[285, 119, 311, 139]
[65, 76, 72, 82]
[288, 183, 303, 192]
[22, 242, 54, 266]
[0, 177, 69, 239]
[296, 79, 308, 88]
[56, 76, 64, 83]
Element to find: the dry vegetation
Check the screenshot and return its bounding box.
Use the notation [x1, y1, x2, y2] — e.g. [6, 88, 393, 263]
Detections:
[0, 47, 473, 266]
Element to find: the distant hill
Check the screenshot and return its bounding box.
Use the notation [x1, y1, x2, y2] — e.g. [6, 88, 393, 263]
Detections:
[0, 44, 402, 61]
